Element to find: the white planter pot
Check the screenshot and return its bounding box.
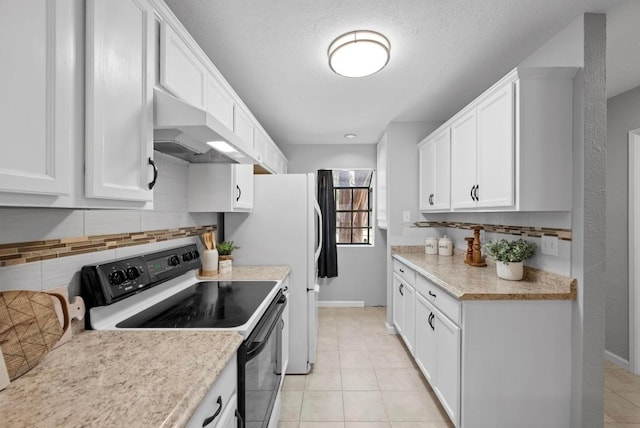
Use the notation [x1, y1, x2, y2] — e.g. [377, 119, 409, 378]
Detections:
[496, 261, 524, 281]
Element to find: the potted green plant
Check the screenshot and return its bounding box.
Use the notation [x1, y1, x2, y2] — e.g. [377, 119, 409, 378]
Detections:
[484, 239, 536, 281]
[216, 241, 239, 261]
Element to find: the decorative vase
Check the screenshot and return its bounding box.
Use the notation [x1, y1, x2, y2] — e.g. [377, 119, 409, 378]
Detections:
[219, 255, 233, 274]
[201, 249, 219, 276]
[496, 261, 524, 281]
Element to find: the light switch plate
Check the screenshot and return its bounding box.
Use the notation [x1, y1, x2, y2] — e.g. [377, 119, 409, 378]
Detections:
[402, 211, 411, 222]
[541, 235, 559, 256]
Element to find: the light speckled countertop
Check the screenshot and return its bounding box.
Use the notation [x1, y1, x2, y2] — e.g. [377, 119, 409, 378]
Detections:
[197, 265, 291, 282]
[0, 330, 242, 427]
[0, 265, 289, 427]
[392, 247, 576, 301]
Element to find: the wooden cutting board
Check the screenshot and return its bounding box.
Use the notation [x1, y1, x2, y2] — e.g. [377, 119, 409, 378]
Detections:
[0, 290, 66, 382]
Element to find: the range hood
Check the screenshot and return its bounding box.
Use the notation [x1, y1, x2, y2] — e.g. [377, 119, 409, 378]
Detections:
[153, 89, 253, 164]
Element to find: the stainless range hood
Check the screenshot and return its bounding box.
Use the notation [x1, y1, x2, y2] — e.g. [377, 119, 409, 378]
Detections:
[153, 89, 253, 164]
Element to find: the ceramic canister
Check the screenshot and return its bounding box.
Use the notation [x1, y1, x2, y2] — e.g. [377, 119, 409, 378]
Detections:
[425, 237, 439, 255]
[438, 235, 453, 256]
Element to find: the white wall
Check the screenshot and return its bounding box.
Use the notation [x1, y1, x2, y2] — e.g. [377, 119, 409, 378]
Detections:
[606, 85, 640, 362]
[0, 152, 218, 297]
[282, 143, 387, 306]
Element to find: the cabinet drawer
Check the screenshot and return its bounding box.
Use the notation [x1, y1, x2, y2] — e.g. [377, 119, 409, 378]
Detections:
[187, 357, 237, 428]
[393, 260, 415, 285]
[415, 275, 460, 325]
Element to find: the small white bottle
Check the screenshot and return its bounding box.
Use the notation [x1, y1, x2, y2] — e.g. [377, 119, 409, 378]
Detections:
[438, 235, 453, 256]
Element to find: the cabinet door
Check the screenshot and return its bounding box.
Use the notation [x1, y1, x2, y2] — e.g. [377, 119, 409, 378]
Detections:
[376, 133, 388, 228]
[415, 293, 437, 384]
[232, 164, 254, 210]
[432, 129, 451, 210]
[206, 74, 234, 131]
[233, 106, 254, 154]
[85, 0, 154, 202]
[0, 0, 72, 196]
[216, 393, 238, 428]
[392, 275, 404, 335]
[450, 109, 477, 209]
[160, 22, 207, 108]
[253, 130, 268, 165]
[402, 282, 416, 355]
[433, 309, 461, 427]
[476, 83, 515, 208]
[418, 141, 435, 211]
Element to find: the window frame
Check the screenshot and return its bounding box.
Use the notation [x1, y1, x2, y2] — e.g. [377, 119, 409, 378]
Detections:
[331, 169, 375, 246]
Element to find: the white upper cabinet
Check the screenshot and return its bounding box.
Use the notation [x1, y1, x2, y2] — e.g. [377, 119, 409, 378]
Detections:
[155, 8, 287, 174]
[188, 164, 253, 212]
[160, 22, 207, 109]
[429, 67, 575, 212]
[475, 83, 515, 208]
[419, 128, 450, 212]
[451, 82, 515, 209]
[0, 0, 73, 196]
[205, 74, 234, 131]
[85, 0, 155, 202]
[376, 133, 388, 228]
[450, 109, 479, 209]
[233, 106, 254, 154]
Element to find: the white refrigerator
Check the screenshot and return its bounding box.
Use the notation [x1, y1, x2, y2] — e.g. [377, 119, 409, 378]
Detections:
[225, 173, 322, 374]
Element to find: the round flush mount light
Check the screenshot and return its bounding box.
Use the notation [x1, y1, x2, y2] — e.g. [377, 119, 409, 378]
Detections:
[344, 133, 357, 140]
[328, 30, 390, 78]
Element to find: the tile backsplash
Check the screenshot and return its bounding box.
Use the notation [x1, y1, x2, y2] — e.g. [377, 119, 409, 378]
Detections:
[0, 153, 219, 297]
[0, 225, 216, 267]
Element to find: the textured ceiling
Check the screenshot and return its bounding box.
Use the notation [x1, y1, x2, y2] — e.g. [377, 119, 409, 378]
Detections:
[164, 0, 633, 146]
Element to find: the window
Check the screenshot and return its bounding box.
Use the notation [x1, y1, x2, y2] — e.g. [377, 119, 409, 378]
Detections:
[333, 169, 374, 245]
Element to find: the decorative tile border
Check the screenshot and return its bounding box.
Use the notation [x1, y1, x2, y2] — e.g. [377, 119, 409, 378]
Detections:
[412, 221, 572, 241]
[0, 225, 217, 267]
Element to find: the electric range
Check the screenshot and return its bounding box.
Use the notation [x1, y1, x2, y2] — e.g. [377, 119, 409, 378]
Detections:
[81, 243, 288, 428]
[81, 243, 281, 335]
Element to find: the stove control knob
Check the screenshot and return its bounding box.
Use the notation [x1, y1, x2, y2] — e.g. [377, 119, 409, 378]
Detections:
[192, 250, 200, 259]
[126, 267, 140, 280]
[168, 255, 180, 266]
[110, 270, 126, 285]
[182, 252, 193, 262]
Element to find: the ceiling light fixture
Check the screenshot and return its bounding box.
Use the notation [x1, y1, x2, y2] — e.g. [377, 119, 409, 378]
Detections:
[344, 133, 357, 140]
[328, 30, 390, 78]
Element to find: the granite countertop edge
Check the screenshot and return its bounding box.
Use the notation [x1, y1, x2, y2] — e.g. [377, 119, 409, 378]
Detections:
[391, 248, 576, 301]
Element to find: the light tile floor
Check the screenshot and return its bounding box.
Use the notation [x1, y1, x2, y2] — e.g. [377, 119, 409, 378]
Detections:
[279, 307, 453, 428]
[605, 360, 640, 427]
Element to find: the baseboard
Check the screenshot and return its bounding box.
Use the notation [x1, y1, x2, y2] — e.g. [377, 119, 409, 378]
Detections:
[605, 349, 630, 370]
[317, 301, 365, 307]
[385, 322, 397, 335]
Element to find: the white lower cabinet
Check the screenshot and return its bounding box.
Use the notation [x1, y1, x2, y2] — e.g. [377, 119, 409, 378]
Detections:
[392, 273, 416, 354]
[415, 292, 460, 426]
[187, 357, 237, 428]
[396, 256, 572, 428]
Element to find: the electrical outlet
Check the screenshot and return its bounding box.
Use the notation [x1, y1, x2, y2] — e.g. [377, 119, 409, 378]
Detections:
[541, 235, 559, 256]
[402, 211, 411, 222]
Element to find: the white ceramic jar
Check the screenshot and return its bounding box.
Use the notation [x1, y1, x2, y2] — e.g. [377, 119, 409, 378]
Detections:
[438, 235, 453, 256]
[425, 237, 439, 255]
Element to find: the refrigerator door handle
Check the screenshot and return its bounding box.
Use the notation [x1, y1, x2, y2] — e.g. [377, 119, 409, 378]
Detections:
[314, 199, 323, 263]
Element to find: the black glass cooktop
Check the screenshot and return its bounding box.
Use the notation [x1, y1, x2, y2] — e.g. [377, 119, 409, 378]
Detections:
[116, 281, 278, 329]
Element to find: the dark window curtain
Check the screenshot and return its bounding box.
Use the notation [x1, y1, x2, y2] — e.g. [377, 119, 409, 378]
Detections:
[317, 169, 338, 278]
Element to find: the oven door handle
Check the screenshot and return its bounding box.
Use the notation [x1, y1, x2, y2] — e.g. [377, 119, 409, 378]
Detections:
[246, 297, 286, 360]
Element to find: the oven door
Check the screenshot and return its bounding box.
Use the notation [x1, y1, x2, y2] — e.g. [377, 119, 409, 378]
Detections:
[238, 291, 286, 428]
